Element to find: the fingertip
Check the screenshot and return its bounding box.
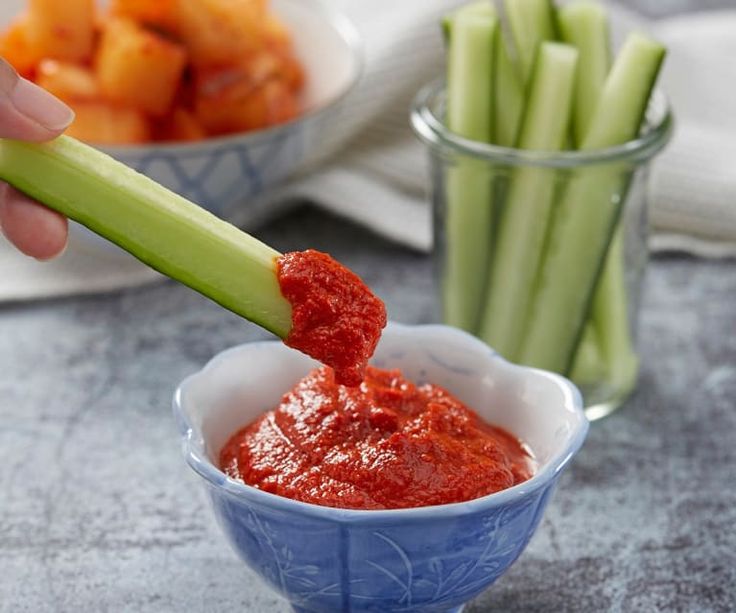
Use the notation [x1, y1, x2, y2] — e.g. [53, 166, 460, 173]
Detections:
[0, 59, 74, 141]
[0, 185, 68, 260]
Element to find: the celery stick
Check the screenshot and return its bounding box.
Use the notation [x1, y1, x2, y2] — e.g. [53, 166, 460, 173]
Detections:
[503, 0, 557, 84]
[0, 136, 292, 337]
[478, 42, 577, 359]
[518, 34, 666, 373]
[442, 7, 498, 331]
[558, 0, 611, 147]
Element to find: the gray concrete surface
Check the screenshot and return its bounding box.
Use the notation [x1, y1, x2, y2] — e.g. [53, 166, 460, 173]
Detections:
[1, 208, 734, 612]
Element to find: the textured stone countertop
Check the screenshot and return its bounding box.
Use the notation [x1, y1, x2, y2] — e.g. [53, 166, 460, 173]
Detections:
[1, 208, 734, 612]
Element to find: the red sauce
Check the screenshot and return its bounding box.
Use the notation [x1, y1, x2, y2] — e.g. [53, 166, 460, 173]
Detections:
[220, 366, 535, 510]
[277, 250, 387, 387]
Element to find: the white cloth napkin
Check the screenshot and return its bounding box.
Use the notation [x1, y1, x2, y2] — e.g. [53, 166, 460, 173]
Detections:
[1, 1, 734, 303]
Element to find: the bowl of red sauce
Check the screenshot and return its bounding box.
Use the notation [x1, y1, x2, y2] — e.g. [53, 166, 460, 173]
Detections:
[173, 322, 587, 612]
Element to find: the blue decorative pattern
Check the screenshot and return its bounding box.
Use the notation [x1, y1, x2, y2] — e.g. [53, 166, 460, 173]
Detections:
[109, 124, 302, 220]
[210, 482, 554, 613]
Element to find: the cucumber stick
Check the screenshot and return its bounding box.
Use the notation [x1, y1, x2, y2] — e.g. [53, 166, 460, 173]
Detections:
[442, 6, 498, 331]
[442, 0, 493, 40]
[503, 0, 557, 84]
[478, 41, 578, 359]
[518, 33, 666, 372]
[0, 136, 292, 338]
[560, 0, 614, 381]
[560, 1, 639, 394]
[558, 1, 611, 147]
[590, 226, 640, 392]
[569, 322, 606, 386]
[494, 29, 524, 148]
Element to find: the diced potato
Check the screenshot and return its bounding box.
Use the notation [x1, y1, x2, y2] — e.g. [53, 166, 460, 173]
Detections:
[155, 107, 207, 142]
[96, 18, 187, 117]
[177, 0, 266, 67]
[65, 102, 151, 145]
[36, 60, 99, 102]
[109, 0, 180, 35]
[196, 78, 298, 135]
[26, 0, 95, 62]
[0, 16, 40, 77]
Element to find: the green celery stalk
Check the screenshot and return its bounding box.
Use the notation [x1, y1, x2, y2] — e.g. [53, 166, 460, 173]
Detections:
[518, 33, 666, 373]
[0, 136, 292, 337]
[478, 41, 578, 360]
[442, 5, 498, 331]
[502, 0, 557, 84]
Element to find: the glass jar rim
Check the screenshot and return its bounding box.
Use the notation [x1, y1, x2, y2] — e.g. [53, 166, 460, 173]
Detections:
[410, 79, 673, 168]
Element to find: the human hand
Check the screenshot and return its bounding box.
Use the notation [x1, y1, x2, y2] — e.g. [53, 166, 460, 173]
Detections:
[0, 58, 74, 259]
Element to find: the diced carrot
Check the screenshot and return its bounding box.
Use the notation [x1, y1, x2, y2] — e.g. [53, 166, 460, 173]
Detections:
[154, 107, 207, 142]
[65, 102, 151, 145]
[26, 0, 95, 62]
[36, 60, 99, 102]
[0, 16, 40, 78]
[177, 0, 265, 68]
[96, 18, 187, 117]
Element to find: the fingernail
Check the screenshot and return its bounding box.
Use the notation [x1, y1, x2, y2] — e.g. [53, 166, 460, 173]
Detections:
[0, 59, 74, 131]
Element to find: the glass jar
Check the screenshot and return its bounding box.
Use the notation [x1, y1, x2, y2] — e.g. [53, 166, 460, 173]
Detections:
[411, 80, 673, 420]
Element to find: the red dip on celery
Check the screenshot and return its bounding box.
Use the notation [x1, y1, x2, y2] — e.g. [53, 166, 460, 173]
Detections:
[220, 366, 535, 510]
[277, 249, 387, 387]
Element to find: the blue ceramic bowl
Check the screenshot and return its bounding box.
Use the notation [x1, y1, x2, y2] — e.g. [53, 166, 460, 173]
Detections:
[173, 323, 588, 612]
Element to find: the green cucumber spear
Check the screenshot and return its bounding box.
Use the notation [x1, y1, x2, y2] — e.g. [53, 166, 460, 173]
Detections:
[441, 3, 498, 331]
[518, 33, 666, 373]
[478, 41, 578, 359]
[0, 135, 292, 337]
[559, 1, 641, 394]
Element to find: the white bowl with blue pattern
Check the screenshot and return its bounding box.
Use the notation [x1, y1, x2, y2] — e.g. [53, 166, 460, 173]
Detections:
[0, 0, 361, 222]
[174, 322, 588, 612]
[98, 0, 361, 222]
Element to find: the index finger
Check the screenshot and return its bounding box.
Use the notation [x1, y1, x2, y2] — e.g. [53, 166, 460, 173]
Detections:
[0, 57, 74, 142]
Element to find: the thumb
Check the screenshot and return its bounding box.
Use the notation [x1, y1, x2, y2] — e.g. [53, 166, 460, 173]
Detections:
[0, 57, 74, 142]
